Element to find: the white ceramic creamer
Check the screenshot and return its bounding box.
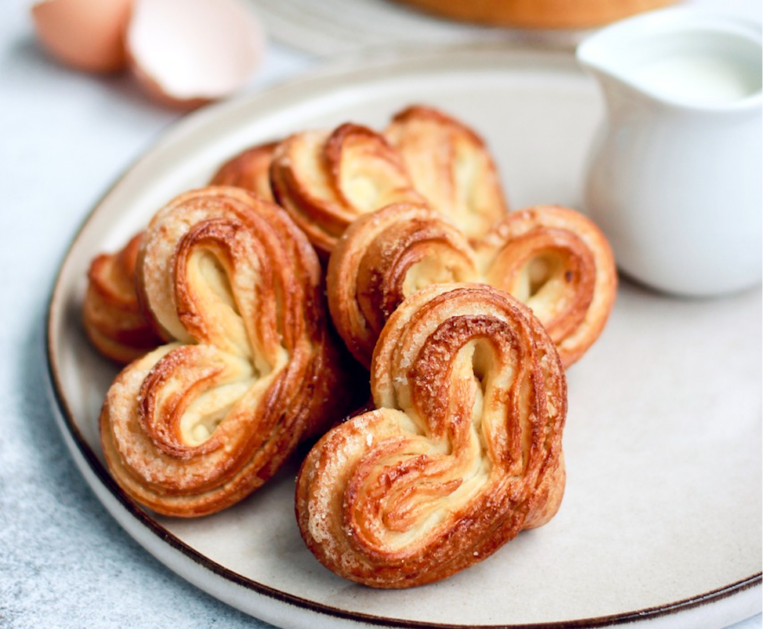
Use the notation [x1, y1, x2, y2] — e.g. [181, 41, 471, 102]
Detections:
[577, 8, 762, 296]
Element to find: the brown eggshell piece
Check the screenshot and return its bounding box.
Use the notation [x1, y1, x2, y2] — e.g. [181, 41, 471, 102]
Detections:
[31, 0, 133, 73]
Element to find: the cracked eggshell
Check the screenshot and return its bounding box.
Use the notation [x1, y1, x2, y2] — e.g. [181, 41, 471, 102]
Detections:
[31, 0, 133, 73]
[126, 0, 265, 110]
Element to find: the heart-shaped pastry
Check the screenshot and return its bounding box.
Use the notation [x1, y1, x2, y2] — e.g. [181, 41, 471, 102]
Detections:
[328, 203, 616, 369]
[296, 283, 567, 588]
[100, 186, 361, 517]
[385, 105, 508, 239]
[270, 123, 425, 257]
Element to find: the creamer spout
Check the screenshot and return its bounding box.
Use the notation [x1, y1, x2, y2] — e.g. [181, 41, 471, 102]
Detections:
[576, 7, 762, 110]
[578, 7, 763, 296]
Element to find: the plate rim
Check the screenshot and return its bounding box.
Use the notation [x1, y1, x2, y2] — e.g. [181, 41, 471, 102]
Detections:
[44, 43, 763, 629]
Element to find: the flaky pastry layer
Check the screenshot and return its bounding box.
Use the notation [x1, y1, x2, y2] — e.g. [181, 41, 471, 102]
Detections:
[209, 140, 279, 202]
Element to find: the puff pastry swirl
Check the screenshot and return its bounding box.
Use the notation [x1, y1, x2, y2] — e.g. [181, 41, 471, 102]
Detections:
[83, 233, 164, 363]
[296, 283, 567, 588]
[328, 203, 616, 368]
[270, 123, 425, 256]
[100, 186, 358, 517]
[385, 105, 508, 239]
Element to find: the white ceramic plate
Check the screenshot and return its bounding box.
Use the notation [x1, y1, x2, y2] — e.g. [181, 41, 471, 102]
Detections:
[46, 45, 762, 629]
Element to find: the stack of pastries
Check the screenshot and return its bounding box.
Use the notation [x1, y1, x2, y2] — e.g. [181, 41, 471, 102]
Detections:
[85, 105, 616, 587]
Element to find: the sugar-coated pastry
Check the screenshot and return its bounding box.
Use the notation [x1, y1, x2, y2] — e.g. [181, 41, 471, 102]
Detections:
[296, 283, 567, 588]
[100, 186, 362, 517]
[385, 105, 508, 239]
[83, 233, 164, 363]
[270, 123, 425, 256]
[328, 203, 616, 369]
[209, 140, 279, 202]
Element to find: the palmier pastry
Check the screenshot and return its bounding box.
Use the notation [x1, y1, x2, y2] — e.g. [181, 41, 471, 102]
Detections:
[209, 140, 279, 202]
[83, 233, 164, 363]
[385, 105, 508, 239]
[328, 203, 616, 369]
[270, 122, 425, 256]
[100, 186, 360, 517]
[296, 283, 567, 588]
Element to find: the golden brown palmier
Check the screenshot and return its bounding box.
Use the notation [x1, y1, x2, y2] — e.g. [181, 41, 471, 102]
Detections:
[100, 186, 361, 517]
[328, 203, 616, 369]
[296, 283, 567, 588]
[83, 233, 164, 363]
[385, 105, 508, 239]
[209, 140, 279, 202]
[270, 123, 425, 257]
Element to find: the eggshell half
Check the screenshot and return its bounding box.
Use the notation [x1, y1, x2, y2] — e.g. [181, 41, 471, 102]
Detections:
[31, 0, 133, 73]
[126, 0, 265, 110]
